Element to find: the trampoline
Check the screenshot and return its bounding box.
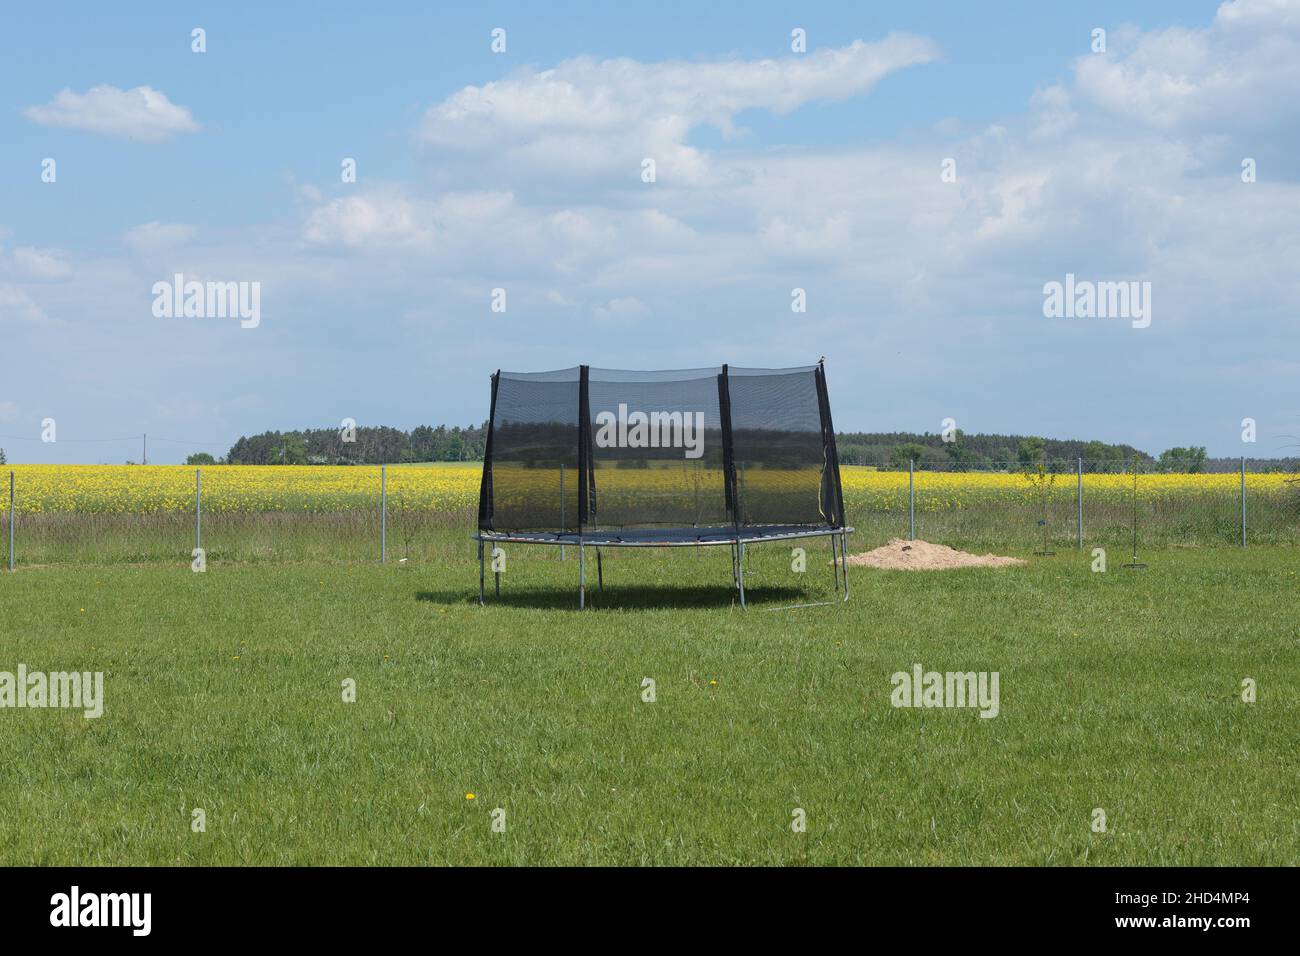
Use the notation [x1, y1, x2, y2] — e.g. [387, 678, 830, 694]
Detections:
[473, 362, 852, 608]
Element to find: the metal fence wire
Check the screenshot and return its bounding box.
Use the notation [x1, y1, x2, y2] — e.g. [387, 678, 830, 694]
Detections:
[1, 459, 1298, 569]
[861, 458, 1299, 551]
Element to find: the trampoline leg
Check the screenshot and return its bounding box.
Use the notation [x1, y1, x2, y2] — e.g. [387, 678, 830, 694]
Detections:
[596, 547, 603, 594]
[494, 565, 500, 599]
[579, 540, 586, 610]
[840, 530, 850, 602]
[477, 539, 485, 606]
[831, 534, 839, 589]
[737, 542, 747, 609]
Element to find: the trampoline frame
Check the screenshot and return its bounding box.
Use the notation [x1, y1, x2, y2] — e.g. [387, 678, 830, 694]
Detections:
[474, 524, 853, 609]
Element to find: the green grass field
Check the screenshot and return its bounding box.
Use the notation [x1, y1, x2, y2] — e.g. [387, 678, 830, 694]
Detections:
[1, 538, 1297, 865]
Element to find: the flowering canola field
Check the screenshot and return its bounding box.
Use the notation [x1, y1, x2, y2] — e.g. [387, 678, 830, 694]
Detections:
[4, 465, 480, 515]
[841, 468, 1295, 512]
[3, 463, 1290, 516]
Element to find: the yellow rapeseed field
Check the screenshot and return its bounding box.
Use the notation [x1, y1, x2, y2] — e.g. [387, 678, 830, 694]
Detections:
[3, 464, 480, 515]
[1, 463, 1290, 516]
[840, 467, 1295, 513]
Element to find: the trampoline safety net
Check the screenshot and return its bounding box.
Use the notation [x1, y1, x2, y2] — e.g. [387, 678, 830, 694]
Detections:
[477, 363, 846, 537]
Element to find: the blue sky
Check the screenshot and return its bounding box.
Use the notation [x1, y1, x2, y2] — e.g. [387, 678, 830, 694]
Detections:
[2, 0, 1297, 462]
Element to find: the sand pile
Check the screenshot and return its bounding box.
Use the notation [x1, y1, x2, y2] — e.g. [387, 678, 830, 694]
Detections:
[841, 538, 1025, 570]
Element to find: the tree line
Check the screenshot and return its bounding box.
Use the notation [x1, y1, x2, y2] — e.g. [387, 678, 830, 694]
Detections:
[187, 425, 1279, 474]
[835, 434, 1296, 473]
[201, 424, 488, 465]
[835, 431, 1151, 471]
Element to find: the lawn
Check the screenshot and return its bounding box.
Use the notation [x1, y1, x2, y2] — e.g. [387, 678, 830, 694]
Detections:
[0, 539, 1296, 865]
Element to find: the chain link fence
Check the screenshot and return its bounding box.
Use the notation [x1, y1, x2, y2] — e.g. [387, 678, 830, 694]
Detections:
[847, 458, 1299, 551]
[2, 460, 1297, 569]
[0, 465, 475, 568]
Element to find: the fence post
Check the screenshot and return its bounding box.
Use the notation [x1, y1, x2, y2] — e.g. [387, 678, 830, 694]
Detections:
[195, 467, 202, 552]
[7, 471, 13, 572]
[1076, 457, 1083, 548]
[1240, 456, 1246, 548]
[380, 464, 387, 563]
[908, 458, 915, 541]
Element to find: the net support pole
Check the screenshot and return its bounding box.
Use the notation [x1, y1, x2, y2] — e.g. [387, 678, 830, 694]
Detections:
[380, 464, 387, 564]
[840, 529, 850, 602]
[474, 369, 500, 607]
[559, 464, 566, 561]
[814, 360, 845, 528]
[736, 537, 746, 608]
[1076, 457, 1083, 549]
[578, 365, 590, 610]
[7, 471, 13, 572]
[718, 364, 746, 608]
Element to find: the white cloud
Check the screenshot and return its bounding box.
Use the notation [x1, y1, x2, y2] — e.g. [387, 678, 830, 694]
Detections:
[124, 221, 197, 253]
[1216, 0, 1300, 31]
[302, 192, 434, 248]
[637, 210, 696, 245]
[0, 285, 52, 326]
[24, 85, 199, 142]
[760, 213, 853, 257]
[418, 36, 938, 186]
[7, 247, 72, 281]
[591, 296, 651, 326]
[1069, 0, 1300, 135]
[548, 210, 615, 247]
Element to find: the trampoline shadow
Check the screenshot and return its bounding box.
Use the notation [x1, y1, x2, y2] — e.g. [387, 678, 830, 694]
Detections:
[415, 583, 811, 611]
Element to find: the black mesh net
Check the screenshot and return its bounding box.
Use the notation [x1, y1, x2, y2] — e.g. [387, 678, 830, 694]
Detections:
[478, 364, 844, 534]
[728, 366, 829, 526]
[587, 367, 728, 529]
[478, 368, 580, 532]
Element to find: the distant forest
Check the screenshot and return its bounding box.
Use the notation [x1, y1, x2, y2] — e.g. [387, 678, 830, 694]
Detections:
[195, 425, 1293, 473]
[834, 432, 1295, 473]
[215, 424, 488, 466]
